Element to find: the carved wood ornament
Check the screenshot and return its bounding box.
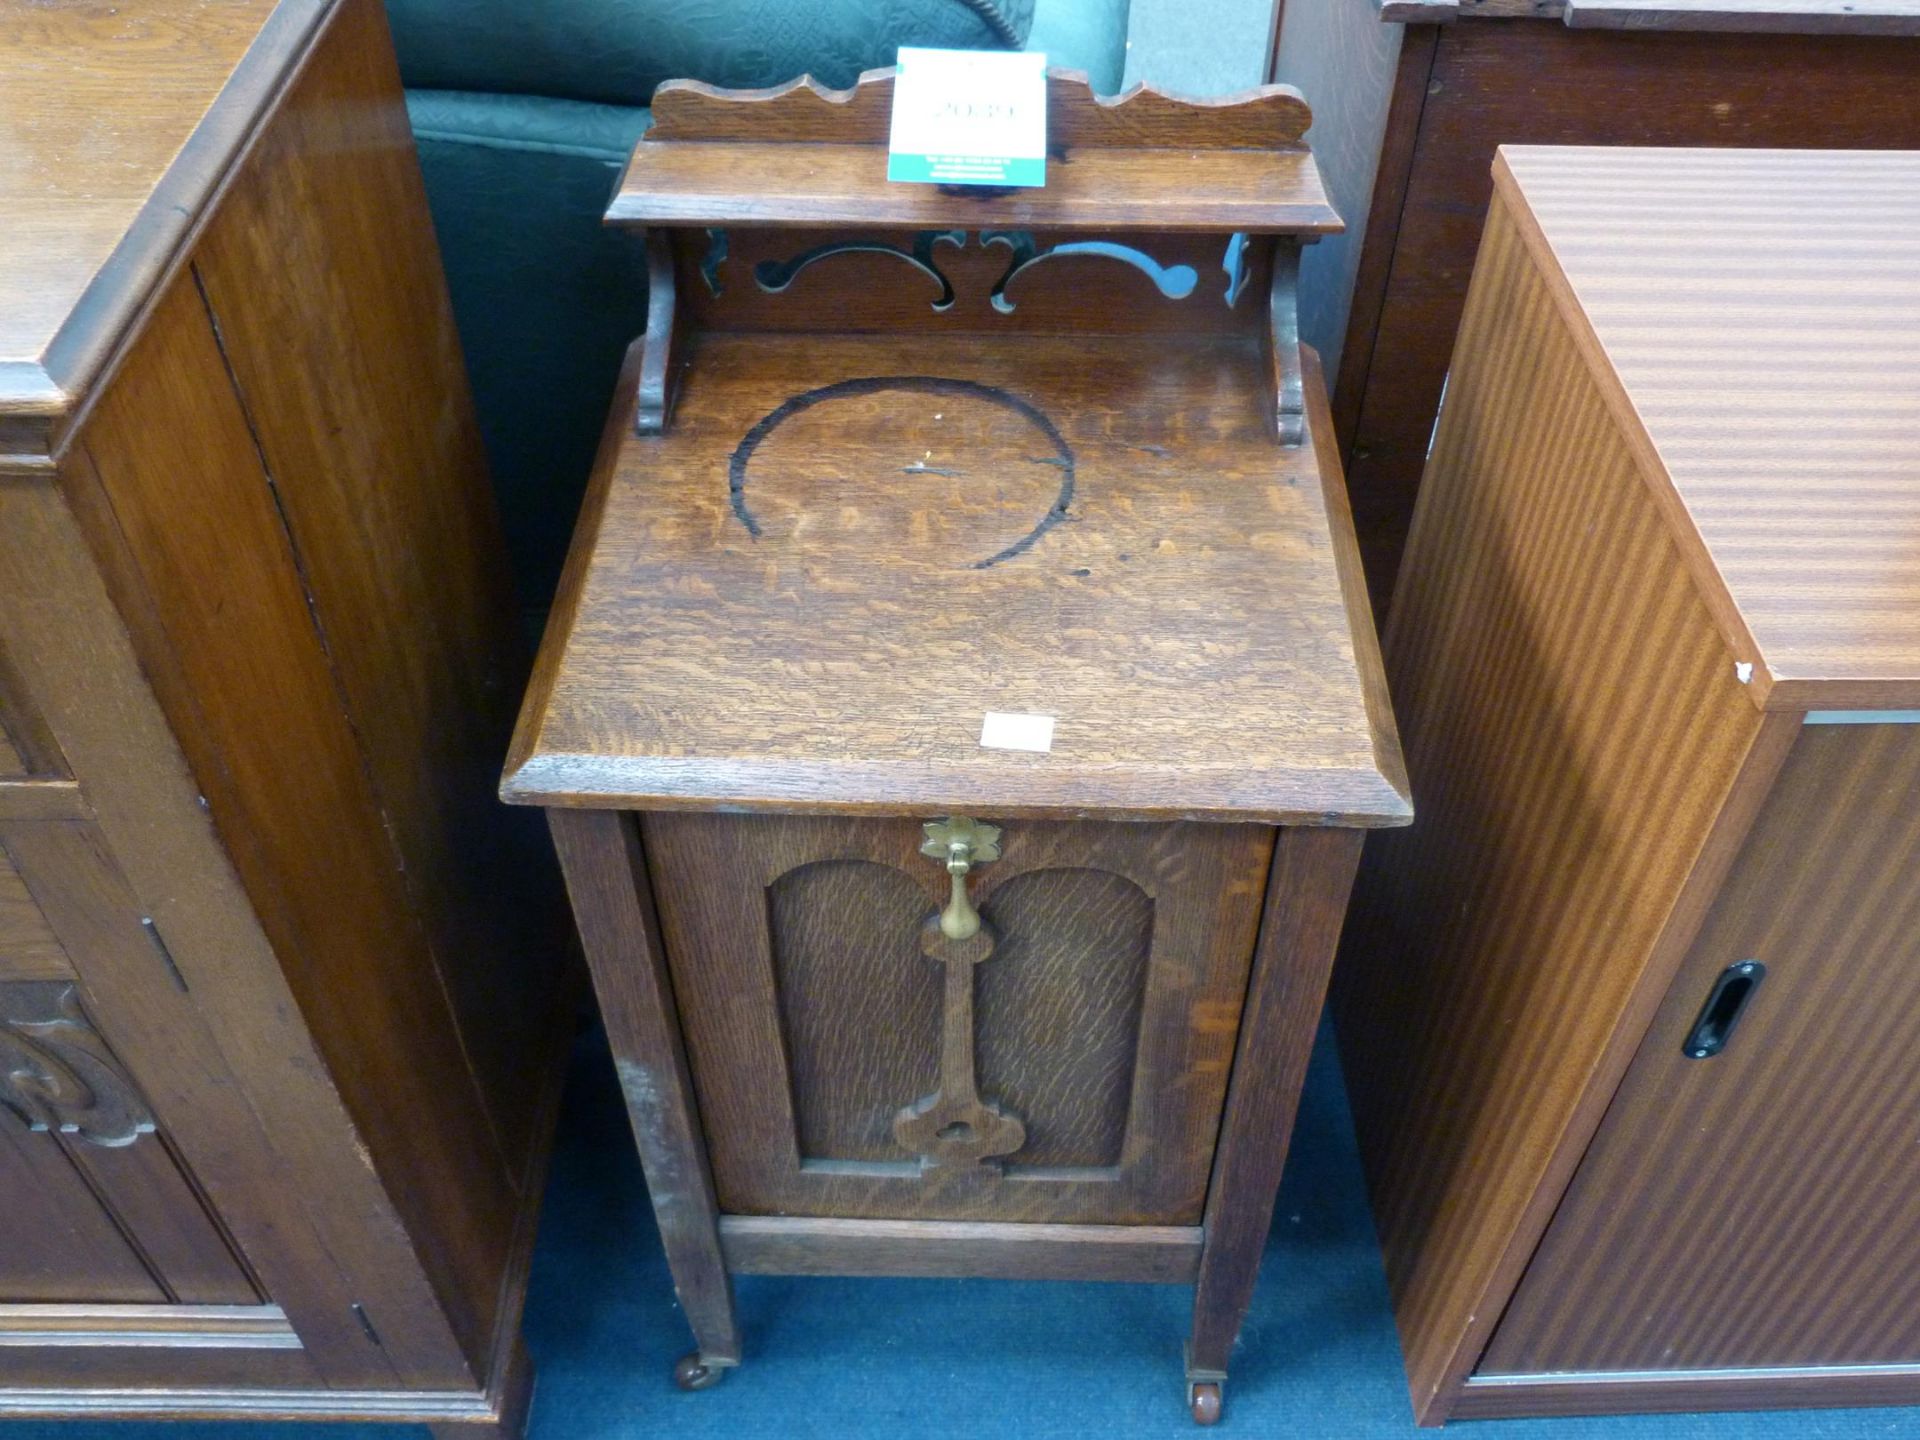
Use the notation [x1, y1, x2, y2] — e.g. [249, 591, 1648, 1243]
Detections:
[0, 981, 155, 1147]
[892, 818, 1027, 1173]
[611, 66, 1335, 450]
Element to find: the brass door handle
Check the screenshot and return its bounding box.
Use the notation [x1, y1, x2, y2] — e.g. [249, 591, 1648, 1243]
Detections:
[921, 816, 1000, 940]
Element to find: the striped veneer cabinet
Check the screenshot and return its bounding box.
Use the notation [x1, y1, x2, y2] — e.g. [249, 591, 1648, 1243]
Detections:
[1333, 146, 1920, 1425]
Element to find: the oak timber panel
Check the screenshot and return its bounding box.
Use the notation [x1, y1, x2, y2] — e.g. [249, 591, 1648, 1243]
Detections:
[57, 1134, 259, 1306]
[0, 487, 448, 1385]
[0, 0, 286, 402]
[976, 867, 1152, 1168]
[644, 812, 1271, 1224]
[504, 331, 1408, 825]
[1331, 192, 1785, 1421]
[766, 859, 939, 1163]
[1336, 20, 1920, 609]
[1485, 723, 1920, 1374]
[0, 1122, 166, 1304]
[1496, 147, 1920, 708]
[0, 844, 70, 981]
[0, 643, 61, 779]
[187, 0, 564, 1197]
[683, 227, 1274, 338]
[0, 975, 255, 1305]
[73, 236, 506, 1370]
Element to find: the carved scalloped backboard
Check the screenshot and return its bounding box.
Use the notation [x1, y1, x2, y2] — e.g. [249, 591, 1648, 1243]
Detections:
[645, 67, 1313, 151]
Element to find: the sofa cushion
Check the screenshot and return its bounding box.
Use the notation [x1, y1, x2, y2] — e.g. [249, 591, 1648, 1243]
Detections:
[389, 0, 1036, 109]
[1030, 0, 1130, 94]
[406, 89, 656, 605]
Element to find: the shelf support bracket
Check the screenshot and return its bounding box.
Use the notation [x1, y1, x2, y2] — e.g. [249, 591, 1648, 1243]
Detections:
[1268, 242, 1306, 449]
[635, 228, 682, 435]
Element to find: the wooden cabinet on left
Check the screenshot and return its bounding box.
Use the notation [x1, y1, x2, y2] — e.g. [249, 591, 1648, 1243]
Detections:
[0, 0, 573, 1434]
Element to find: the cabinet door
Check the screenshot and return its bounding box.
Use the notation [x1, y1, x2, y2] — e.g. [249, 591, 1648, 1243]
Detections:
[1483, 722, 1920, 1376]
[0, 841, 259, 1307]
[644, 813, 1273, 1225]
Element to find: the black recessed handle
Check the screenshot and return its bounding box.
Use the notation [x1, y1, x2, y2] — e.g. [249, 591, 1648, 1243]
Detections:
[1682, 960, 1766, 1059]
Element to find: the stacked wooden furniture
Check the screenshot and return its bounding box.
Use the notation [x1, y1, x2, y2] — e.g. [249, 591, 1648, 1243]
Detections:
[1336, 146, 1920, 1424]
[502, 70, 1410, 1424]
[1266, 0, 1920, 606]
[0, 0, 569, 1433]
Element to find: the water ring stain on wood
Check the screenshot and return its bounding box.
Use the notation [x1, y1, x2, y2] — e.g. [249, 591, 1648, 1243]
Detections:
[725, 376, 1075, 569]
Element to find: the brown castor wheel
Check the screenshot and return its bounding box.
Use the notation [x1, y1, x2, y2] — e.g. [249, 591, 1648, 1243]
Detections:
[1189, 1380, 1223, 1426]
[673, 1352, 726, 1392]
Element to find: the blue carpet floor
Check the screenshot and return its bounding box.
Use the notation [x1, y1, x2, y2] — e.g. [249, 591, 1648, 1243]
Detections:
[8, 1019, 1918, 1439]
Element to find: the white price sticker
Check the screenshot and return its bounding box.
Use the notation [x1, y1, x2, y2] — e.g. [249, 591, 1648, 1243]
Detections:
[887, 47, 1047, 188]
[979, 712, 1056, 753]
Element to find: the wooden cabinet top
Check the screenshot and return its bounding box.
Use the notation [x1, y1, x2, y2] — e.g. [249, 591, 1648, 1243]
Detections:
[0, 0, 329, 465]
[1378, 0, 1920, 34]
[505, 75, 1406, 826]
[505, 334, 1410, 825]
[1494, 145, 1920, 711]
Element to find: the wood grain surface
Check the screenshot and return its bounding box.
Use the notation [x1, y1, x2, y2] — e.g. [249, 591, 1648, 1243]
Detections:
[546, 809, 740, 1369]
[0, 0, 567, 1424]
[0, 488, 446, 1384]
[504, 334, 1408, 824]
[1189, 824, 1362, 1376]
[1332, 189, 1796, 1423]
[613, 69, 1337, 234]
[648, 69, 1314, 148]
[718, 1216, 1204, 1283]
[1382, 0, 1920, 24]
[613, 146, 1339, 234]
[1563, 0, 1920, 31]
[1485, 723, 1920, 1375]
[681, 226, 1276, 339]
[0, 847, 70, 983]
[1322, 18, 1920, 610]
[0, 0, 329, 459]
[1496, 146, 1920, 709]
[642, 812, 1271, 1225]
[186, 0, 564, 1191]
[77, 246, 516, 1376]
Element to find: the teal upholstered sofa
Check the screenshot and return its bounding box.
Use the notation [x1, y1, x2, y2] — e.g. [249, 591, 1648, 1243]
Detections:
[385, 0, 1131, 609]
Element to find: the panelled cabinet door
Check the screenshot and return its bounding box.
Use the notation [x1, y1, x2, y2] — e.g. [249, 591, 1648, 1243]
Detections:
[644, 814, 1274, 1225]
[0, 840, 258, 1307]
[1483, 723, 1920, 1377]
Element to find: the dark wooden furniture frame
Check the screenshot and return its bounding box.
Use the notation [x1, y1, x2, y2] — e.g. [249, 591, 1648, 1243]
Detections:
[1267, 0, 1920, 609]
[0, 1, 571, 1433]
[506, 70, 1409, 1425]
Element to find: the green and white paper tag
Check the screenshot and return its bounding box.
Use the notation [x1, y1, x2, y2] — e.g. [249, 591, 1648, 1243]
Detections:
[887, 47, 1047, 188]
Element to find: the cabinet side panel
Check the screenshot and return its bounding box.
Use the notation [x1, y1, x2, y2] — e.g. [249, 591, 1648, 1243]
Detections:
[0, 468, 459, 1385]
[59, 0, 567, 1378]
[1331, 192, 1777, 1420]
[74, 263, 508, 1369]
[1485, 723, 1920, 1375]
[186, 0, 567, 1194]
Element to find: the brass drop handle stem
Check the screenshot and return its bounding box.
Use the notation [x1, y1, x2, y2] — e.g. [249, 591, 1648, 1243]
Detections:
[921, 817, 1000, 940]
